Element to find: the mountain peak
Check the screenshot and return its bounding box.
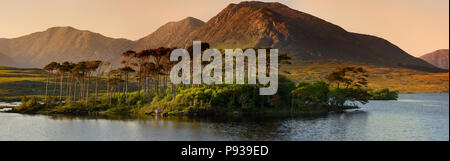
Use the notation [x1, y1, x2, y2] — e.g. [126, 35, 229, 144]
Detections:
[435, 49, 449, 53]
[231, 1, 288, 8]
[174, 17, 205, 28]
[43, 26, 98, 36]
[133, 17, 205, 51]
[420, 49, 449, 69]
[182, 17, 204, 22]
[225, 1, 307, 19]
[46, 26, 77, 31]
[43, 26, 87, 35]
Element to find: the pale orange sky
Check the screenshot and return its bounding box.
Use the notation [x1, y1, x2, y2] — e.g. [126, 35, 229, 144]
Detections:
[0, 0, 448, 57]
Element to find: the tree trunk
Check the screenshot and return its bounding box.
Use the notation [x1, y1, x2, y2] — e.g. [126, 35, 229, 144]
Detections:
[109, 86, 112, 105]
[164, 75, 166, 92]
[156, 74, 159, 95]
[107, 73, 110, 104]
[68, 75, 72, 98]
[148, 76, 152, 103]
[95, 74, 99, 104]
[73, 78, 77, 102]
[66, 74, 70, 98]
[118, 81, 122, 99]
[137, 68, 141, 98]
[59, 73, 64, 103]
[125, 72, 128, 101]
[144, 73, 147, 102]
[45, 72, 50, 104]
[81, 76, 85, 102]
[86, 74, 90, 104]
[53, 74, 57, 97]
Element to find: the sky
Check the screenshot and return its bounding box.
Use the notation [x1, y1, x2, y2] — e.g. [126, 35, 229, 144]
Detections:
[0, 0, 448, 57]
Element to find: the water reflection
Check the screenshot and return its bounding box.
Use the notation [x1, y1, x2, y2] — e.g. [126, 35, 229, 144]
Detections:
[0, 93, 448, 141]
[38, 110, 372, 141]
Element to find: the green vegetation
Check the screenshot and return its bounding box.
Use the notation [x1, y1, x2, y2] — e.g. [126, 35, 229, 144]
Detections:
[138, 75, 296, 116]
[368, 88, 398, 100]
[14, 96, 45, 113]
[2, 45, 429, 118]
[290, 66, 373, 111]
[11, 62, 391, 117]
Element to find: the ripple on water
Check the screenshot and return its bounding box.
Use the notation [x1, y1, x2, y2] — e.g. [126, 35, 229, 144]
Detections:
[0, 93, 448, 141]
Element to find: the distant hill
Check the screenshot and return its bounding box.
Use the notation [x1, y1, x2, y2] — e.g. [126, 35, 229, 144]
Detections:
[420, 49, 449, 69]
[0, 52, 18, 67]
[132, 17, 205, 51]
[0, 27, 134, 68]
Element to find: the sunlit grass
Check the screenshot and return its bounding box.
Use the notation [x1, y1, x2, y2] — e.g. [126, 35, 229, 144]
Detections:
[0, 67, 47, 101]
[283, 60, 449, 93]
[0, 77, 46, 84]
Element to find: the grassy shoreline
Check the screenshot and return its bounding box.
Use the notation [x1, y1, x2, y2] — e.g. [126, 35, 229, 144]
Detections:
[6, 103, 359, 119]
[2, 91, 447, 103]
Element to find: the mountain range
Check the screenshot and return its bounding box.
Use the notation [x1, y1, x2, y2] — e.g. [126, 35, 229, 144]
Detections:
[0, 1, 445, 72]
[420, 49, 449, 69]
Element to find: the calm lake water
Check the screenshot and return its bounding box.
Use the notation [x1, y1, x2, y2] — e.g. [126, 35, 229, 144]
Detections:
[0, 93, 448, 141]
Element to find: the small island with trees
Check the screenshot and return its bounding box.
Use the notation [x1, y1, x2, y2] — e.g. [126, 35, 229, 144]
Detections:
[10, 45, 398, 117]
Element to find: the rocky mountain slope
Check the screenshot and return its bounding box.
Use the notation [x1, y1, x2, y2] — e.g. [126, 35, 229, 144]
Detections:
[420, 49, 449, 69]
[183, 1, 443, 72]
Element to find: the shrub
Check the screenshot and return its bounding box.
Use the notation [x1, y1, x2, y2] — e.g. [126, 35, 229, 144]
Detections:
[291, 81, 329, 107]
[329, 87, 347, 107]
[14, 96, 44, 113]
[144, 75, 297, 114]
[329, 87, 371, 107]
[369, 88, 398, 100]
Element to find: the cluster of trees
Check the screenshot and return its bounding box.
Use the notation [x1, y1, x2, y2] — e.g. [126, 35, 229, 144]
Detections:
[41, 44, 206, 107]
[148, 75, 296, 114]
[147, 66, 392, 115]
[20, 43, 297, 114]
[43, 60, 103, 104]
[15, 40, 400, 116]
[368, 88, 398, 100]
[290, 66, 397, 110]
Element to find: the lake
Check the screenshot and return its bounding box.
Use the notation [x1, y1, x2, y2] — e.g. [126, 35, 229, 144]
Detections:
[0, 93, 448, 141]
